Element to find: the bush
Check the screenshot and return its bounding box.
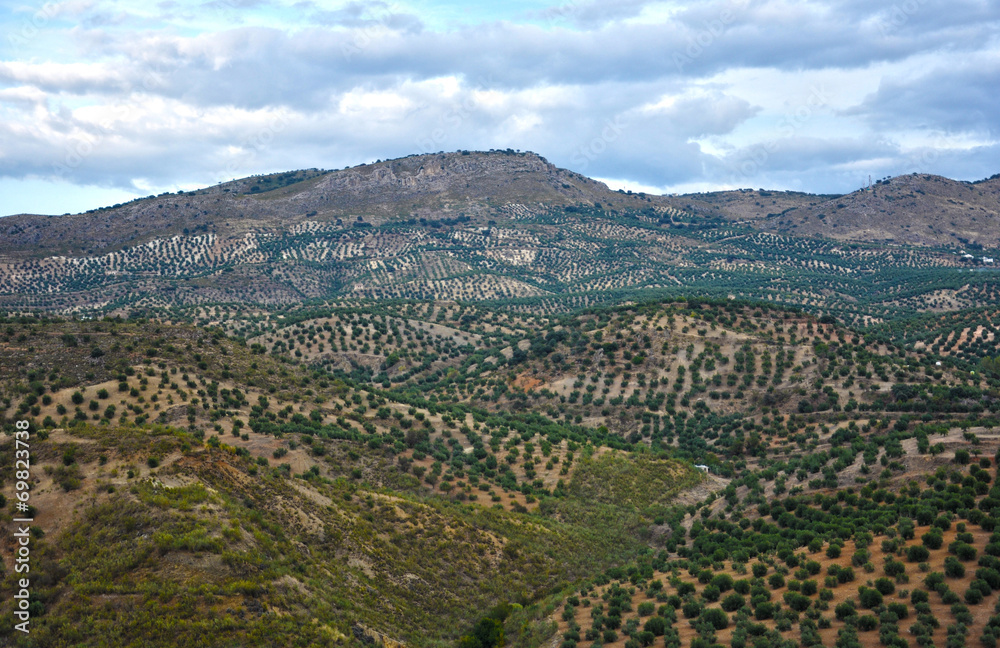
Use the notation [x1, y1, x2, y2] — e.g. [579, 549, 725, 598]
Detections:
[837, 567, 856, 583]
[884, 559, 906, 577]
[682, 599, 702, 619]
[978, 568, 1000, 590]
[887, 602, 908, 620]
[875, 578, 896, 596]
[907, 545, 930, 562]
[859, 587, 883, 609]
[642, 616, 666, 636]
[700, 607, 728, 630]
[945, 557, 966, 578]
[754, 602, 775, 620]
[721, 592, 745, 612]
[923, 532, 944, 550]
[835, 601, 857, 620]
[783, 591, 811, 612]
[857, 615, 879, 631]
[924, 572, 945, 589]
[950, 541, 977, 562]
[933, 515, 951, 531]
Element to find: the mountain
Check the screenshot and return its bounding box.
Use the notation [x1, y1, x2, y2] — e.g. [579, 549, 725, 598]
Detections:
[757, 173, 1000, 248]
[1, 151, 998, 322]
[4, 151, 1000, 648]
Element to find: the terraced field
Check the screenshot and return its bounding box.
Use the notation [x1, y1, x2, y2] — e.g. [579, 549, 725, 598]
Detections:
[3, 150, 1000, 648]
[2, 152, 998, 324]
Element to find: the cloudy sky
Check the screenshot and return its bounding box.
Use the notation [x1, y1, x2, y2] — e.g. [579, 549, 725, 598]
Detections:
[1, 0, 998, 216]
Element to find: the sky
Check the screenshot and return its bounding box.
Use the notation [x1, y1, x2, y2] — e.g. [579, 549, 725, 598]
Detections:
[0, 0, 998, 216]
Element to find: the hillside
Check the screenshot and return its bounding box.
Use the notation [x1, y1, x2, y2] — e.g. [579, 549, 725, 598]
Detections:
[758, 173, 1000, 248]
[1, 152, 998, 324]
[3, 151, 1000, 648]
[3, 297, 1000, 647]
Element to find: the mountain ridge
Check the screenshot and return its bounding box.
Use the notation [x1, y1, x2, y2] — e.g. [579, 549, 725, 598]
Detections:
[0, 150, 998, 320]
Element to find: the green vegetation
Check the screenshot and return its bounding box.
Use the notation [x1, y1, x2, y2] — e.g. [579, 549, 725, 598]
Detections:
[2, 179, 1000, 648]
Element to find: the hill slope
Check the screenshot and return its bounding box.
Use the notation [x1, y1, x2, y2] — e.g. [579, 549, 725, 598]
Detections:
[1, 152, 998, 322]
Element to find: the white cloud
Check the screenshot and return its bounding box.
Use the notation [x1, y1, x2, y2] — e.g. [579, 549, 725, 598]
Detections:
[0, 0, 999, 215]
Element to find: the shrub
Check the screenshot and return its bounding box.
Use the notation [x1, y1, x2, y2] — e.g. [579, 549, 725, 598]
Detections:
[978, 568, 1000, 590]
[950, 541, 977, 562]
[933, 515, 951, 531]
[945, 557, 966, 579]
[682, 599, 702, 619]
[884, 560, 906, 577]
[859, 587, 883, 609]
[754, 602, 775, 620]
[837, 567, 856, 583]
[907, 545, 930, 562]
[699, 607, 728, 630]
[642, 616, 666, 636]
[965, 587, 984, 604]
[783, 591, 811, 612]
[857, 614, 879, 631]
[835, 601, 857, 620]
[875, 578, 896, 596]
[710, 574, 734, 592]
[721, 593, 745, 612]
[887, 602, 908, 619]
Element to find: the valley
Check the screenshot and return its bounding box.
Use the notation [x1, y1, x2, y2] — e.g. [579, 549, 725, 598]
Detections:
[1, 151, 1000, 648]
